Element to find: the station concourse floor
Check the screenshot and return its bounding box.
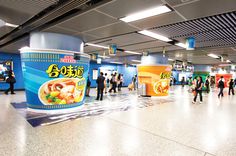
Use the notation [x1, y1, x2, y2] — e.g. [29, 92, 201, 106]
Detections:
[1, 86, 236, 156]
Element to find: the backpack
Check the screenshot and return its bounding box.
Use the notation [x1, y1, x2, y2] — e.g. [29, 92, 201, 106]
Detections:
[218, 80, 224, 88]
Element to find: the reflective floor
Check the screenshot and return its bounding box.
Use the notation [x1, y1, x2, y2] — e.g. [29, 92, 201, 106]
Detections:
[1, 86, 236, 156]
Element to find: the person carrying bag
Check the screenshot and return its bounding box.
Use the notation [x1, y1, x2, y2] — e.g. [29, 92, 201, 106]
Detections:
[5, 70, 16, 95]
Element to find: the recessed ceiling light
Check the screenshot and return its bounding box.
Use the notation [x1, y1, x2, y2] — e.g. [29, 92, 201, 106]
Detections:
[131, 59, 141, 63]
[207, 53, 219, 59]
[226, 60, 231, 63]
[138, 30, 172, 42]
[175, 42, 187, 48]
[120, 5, 171, 22]
[85, 43, 109, 49]
[124, 50, 141, 55]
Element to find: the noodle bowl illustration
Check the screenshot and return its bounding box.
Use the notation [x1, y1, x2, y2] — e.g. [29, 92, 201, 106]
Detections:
[38, 78, 85, 105]
[153, 79, 169, 94]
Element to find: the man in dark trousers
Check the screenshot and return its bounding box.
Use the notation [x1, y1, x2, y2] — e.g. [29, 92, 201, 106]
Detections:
[96, 72, 105, 101]
[218, 76, 225, 98]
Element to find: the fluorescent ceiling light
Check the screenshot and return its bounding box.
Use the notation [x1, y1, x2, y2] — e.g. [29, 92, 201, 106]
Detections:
[98, 55, 110, 59]
[0, 19, 19, 28]
[5, 22, 18, 28]
[132, 59, 141, 63]
[124, 50, 141, 55]
[168, 58, 174, 61]
[138, 30, 172, 42]
[120, 5, 171, 22]
[207, 53, 219, 59]
[226, 60, 231, 63]
[231, 47, 236, 51]
[110, 61, 123, 64]
[86, 43, 109, 49]
[175, 42, 187, 48]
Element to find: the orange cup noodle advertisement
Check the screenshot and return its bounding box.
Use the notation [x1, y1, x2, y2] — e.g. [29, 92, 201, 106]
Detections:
[215, 74, 232, 88]
[137, 65, 172, 96]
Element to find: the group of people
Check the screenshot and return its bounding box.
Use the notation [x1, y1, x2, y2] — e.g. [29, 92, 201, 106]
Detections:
[191, 76, 236, 104]
[86, 72, 124, 101]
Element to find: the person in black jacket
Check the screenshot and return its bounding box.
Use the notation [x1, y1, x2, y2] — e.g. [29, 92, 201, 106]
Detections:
[5, 70, 16, 95]
[86, 74, 91, 97]
[192, 76, 203, 104]
[228, 79, 235, 95]
[218, 76, 225, 98]
[96, 72, 105, 101]
[205, 76, 210, 93]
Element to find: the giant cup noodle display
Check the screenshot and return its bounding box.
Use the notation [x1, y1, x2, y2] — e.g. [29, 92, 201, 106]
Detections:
[20, 49, 90, 110]
[215, 74, 232, 88]
[137, 65, 172, 96]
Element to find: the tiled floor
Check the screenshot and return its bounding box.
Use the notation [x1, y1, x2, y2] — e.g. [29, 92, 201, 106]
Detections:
[1, 86, 236, 156]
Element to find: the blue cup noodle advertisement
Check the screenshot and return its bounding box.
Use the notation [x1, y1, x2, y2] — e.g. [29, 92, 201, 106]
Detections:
[20, 51, 89, 110]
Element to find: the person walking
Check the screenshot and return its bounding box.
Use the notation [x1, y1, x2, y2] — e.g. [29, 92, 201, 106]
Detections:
[85, 75, 91, 97]
[5, 70, 16, 95]
[181, 77, 185, 87]
[96, 72, 105, 101]
[109, 73, 117, 93]
[218, 76, 225, 98]
[104, 73, 108, 94]
[205, 76, 210, 93]
[228, 79, 235, 95]
[120, 74, 124, 90]
[132, 75, 137, 90]
[117, 74, 121, 91]
[192, 76, 203, 104]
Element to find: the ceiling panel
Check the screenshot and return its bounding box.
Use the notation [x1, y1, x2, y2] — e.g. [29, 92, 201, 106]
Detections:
[0, 0, 58, 15]
[57, 10, 117, 33]
[0, 26, 14, 38]
[165, 0, 200, 7]
[130, 12, 184, 29]
[174, 0, 236, 20]
[86, 22, 138, 38]
[91, 33, 155, 46]
[97, 0, 163, 18]
[120, 40, 170, 51]
[0, 37, 29, 53]
[0, 5, 31, 25]
[43, 26, 78, 35]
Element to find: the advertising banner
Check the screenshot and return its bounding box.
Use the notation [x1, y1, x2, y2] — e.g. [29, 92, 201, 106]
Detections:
[108, 44, 117, 55]
[215, 74, 232, 88]
[20, 49, 90, 110]
[0, 60, 12, 81]
[137, 65, 172, 96]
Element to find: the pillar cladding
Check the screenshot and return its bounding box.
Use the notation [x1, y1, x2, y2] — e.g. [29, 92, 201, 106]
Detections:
[20, 32, 90, 111]
[30, 32, 84, 52]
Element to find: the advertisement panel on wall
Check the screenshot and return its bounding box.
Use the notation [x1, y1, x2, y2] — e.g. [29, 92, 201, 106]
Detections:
[215, 74, 232, 88]
[137, 65, 172, 96]
[0, 60, 13, 81]
[20, 49, 90, 110]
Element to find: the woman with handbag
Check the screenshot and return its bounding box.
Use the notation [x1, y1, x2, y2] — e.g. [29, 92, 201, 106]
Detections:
[5, 70, 16, 95]
[192, 76, 203, 104]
